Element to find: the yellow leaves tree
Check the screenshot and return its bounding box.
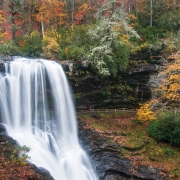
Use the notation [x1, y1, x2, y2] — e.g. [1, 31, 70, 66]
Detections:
[0, 10, 5, 42]
[42, 35, 59, 59]
[136, 102, 155, 122]
[137, 52, 180, 122]
[157, 52, 180, 100]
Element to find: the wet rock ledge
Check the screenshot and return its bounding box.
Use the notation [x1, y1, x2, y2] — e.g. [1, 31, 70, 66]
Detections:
[78, 120, 169, 180]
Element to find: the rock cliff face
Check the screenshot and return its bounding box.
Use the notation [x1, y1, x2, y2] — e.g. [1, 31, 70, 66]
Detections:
[66, 47, 170, 110]
[0, 50, 171, 110]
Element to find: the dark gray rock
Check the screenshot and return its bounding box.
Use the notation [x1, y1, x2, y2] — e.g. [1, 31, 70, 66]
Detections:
[151, 58, 168, 65]
[0, 123, 7, 134]
[32, 166, 54, 180]
[78, 121, 169, 180]
[91, 113, 101, 119]
[68, 46, 173, 110]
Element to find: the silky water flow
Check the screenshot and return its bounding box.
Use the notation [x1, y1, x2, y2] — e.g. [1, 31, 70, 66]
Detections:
[0, 57, 97, 180]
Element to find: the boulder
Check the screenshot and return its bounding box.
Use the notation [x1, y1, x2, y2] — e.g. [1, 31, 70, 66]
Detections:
[91, 113, 101, 119]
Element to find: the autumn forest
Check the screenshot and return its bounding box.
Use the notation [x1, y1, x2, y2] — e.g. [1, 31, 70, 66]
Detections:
[0, 0, 179, 76]
[0, 1, 180, 179]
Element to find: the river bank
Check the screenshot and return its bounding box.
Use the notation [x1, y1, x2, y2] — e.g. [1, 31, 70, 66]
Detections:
[78, 112, 180, 180]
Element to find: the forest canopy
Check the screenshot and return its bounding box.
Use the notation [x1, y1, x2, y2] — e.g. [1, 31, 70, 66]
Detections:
[0, 0, 180, 76]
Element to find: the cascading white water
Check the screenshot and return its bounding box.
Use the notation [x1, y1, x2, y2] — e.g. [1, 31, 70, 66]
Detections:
[0, 57, 97, 180]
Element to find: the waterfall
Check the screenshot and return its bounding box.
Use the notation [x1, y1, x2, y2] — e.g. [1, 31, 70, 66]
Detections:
[0, 57, 97, 180]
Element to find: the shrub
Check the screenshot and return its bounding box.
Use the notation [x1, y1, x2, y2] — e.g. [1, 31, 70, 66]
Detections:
[69, 46, 84, 59]
[68, 46, 85, 60]
[0, 41, 22, 55]
[158, 10, 180, 32]
[10, 145, 30, 165]
[136, 103, 155, 122]
[42, 36, 59, 59]
[17, 31, 43, 57]
[164, 30, 180, 52]
[57, 25, 91, 60]
[163, 147, 176, 158]
[138, 26, 165, 42]
[102, 90, 111, 98]
[58, 48, 66, 60]
[147, 111, 180, 146]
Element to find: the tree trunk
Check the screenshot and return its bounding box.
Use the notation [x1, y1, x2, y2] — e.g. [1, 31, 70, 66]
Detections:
[150, 0, 153, 27]
[71, 0, 74, 24]
[121, 0, 125, 11]
[21, 0, 25, 34]
[136, 0, 139, 20]
[10, 2, 16, 40]
[88, 0, 93, 23]
[41, 14, 44, 38]
[128, 0, 133, 13]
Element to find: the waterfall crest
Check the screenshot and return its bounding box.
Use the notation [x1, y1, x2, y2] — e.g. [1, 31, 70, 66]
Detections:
[0, 57, 97, 180]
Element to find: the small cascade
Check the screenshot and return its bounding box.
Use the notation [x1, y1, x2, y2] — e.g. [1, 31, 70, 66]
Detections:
[0, 57, 97, 180]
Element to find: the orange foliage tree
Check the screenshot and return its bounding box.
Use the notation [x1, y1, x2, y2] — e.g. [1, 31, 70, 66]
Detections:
[74, 3, 89, 24]
[22, 0, 40, 36]
[35, 0, 67, 42]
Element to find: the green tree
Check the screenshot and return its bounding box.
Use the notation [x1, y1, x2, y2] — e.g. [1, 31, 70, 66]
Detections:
[83, 0, 139, 77]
